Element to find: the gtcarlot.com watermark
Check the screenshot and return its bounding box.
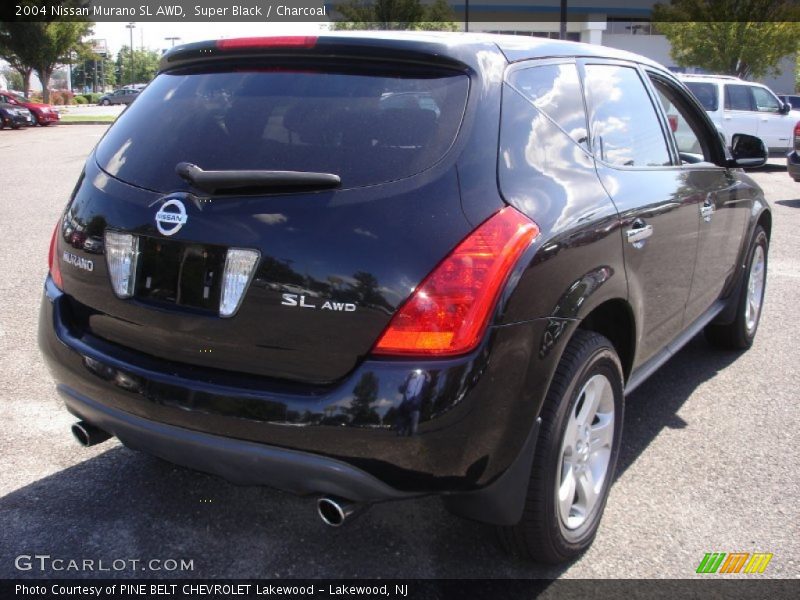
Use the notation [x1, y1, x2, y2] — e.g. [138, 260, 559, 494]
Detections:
[15, 554, 194, 573]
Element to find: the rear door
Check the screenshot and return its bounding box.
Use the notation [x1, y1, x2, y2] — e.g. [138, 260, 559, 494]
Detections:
[581, 60, 700, 366]
[721, 83, 762, 146]
[646, 71, 747, 326]
[61, 60, 473, 384]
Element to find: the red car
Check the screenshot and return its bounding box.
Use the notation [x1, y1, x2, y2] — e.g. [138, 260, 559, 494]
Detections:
[0, 91, 60, 126]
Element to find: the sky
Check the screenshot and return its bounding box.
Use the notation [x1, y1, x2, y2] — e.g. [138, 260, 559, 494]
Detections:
[91, 21, 331, 55]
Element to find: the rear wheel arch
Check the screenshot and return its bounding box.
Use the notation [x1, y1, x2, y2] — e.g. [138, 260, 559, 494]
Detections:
[576, 299, 636, 383]
[757, 208, 772, 241]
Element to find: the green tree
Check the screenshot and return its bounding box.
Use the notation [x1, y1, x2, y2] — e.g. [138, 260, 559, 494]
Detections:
[71, 55, 115, 91]
[653, 0, 800, 79]
[334, 0, 459, 31]
[115, 46, 160, 86]
[345, 372, 381, 426]
[2, 67, 24, 91]
[1, 56, 32, 95]
[0, 5, 92, 102]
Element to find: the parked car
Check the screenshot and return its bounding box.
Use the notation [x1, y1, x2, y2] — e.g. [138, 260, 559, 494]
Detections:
[0, 91, 60, 125]
[98, 88, 140, 106]
[778, 94, 800, 110]
[680, 74, 799, 155]
[0, 101, 33, 129]
[787, 121, 800, 181]
[40, 34, 771, 564]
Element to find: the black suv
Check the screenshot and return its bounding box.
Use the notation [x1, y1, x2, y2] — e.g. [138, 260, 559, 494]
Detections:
[39, 33, 771, 563]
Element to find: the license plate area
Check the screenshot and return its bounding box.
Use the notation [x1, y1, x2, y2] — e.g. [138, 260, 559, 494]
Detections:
[135, 237, 227, 312]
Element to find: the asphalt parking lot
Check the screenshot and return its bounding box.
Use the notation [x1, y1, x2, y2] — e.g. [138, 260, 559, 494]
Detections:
[0, 125, 797, 579]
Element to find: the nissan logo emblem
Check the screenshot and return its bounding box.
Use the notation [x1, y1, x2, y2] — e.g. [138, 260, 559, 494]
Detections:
[155, 198, 188, 236]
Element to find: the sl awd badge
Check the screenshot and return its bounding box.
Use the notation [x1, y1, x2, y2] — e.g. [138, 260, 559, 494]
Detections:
[155, 198, 188, 236]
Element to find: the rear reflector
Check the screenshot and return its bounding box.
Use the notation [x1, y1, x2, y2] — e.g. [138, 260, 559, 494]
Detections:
[794, 120, 800, 150]
[219, 248, 260, 318]
[48, 222, 63, 290]
[105, 232, 140, 299]
[216, 36, 318, 50]
[373, 207, 539, 357]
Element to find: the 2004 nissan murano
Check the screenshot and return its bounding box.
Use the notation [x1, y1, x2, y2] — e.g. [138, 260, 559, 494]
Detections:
[39, 33, 771, 563]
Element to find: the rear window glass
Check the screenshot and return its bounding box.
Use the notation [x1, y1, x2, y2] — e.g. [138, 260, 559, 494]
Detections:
[685, 82, 718, 111]
[95, 65, 469, 192]
[507, 63, 587, 145]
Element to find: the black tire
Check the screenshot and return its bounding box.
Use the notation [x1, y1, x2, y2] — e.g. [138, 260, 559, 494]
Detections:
[30, 112, 38, 126]
[102, 99, 111, 106]
[498, 330, 624, 564]
[705, 226, 768, 350]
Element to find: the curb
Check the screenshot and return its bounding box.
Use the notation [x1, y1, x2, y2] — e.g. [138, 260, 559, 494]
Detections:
[58, 121, 115, 125]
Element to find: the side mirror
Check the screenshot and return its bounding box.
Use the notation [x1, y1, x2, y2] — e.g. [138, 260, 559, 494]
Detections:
[727, 133, 768, 168]
[780, 101, 791, 114]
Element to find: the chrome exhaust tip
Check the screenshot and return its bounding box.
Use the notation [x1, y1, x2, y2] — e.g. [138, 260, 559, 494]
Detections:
[317, 496, 363, 527]
[71, 421, 111, 447]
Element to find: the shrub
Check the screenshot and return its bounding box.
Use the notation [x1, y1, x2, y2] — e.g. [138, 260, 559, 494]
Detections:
[74, 95, 87, 104]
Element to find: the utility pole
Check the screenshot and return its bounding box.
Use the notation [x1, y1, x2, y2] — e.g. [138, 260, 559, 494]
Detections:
[125, 22, 136, 85]
[165, 37, 181, 47]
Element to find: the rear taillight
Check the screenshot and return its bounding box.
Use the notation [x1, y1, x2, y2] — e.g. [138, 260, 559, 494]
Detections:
[216, 36, 317, 50]
[794, 121, 800, 150]
[373, 207, 539, 357]
[667, 114, 678, 133]
[48, 222, 63, 290]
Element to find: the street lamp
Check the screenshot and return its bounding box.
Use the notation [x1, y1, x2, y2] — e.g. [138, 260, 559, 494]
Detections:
[165, 37, 181, 48]
[125, 22, 136, 85]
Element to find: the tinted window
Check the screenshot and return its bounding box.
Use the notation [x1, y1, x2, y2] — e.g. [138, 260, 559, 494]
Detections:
[725, 84, 755, 111]
[752, 86, 780, 112]
[584, 64, 671, 167]
[507, 63, 587, 144]
[685, 82, 718, 111]
[651, 77, 715, 161]
[95, 66, 469, 191]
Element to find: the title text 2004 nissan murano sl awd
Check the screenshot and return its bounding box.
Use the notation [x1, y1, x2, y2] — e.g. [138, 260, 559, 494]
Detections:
[39, 33, 771, 563]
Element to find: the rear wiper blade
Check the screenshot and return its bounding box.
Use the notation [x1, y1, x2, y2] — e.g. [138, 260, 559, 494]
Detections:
[175, 162, 341, 193]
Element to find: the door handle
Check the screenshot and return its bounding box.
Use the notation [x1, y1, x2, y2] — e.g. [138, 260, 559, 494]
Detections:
[701, 194, 716, 222]
[626, 222, 653, 247]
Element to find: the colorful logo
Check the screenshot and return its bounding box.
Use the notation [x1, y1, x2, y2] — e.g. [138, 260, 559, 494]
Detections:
[696, 552, 773, 574]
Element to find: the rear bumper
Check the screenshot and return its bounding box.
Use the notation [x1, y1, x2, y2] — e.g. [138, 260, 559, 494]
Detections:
[2, 114, 31, 127]
[60, 385, 409, 502]
[35, 111, 60, 123]
[787, 151, 800, 181]
[39, 277, 562, 504]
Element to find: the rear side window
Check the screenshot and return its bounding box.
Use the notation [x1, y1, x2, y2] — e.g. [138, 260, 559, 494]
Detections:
[584, 64, 671, 167]
[506, 63, 587, 145]
[95, 65, 469, 191]
[725, 84, 755, 111]
[684, 82, 718, 111]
